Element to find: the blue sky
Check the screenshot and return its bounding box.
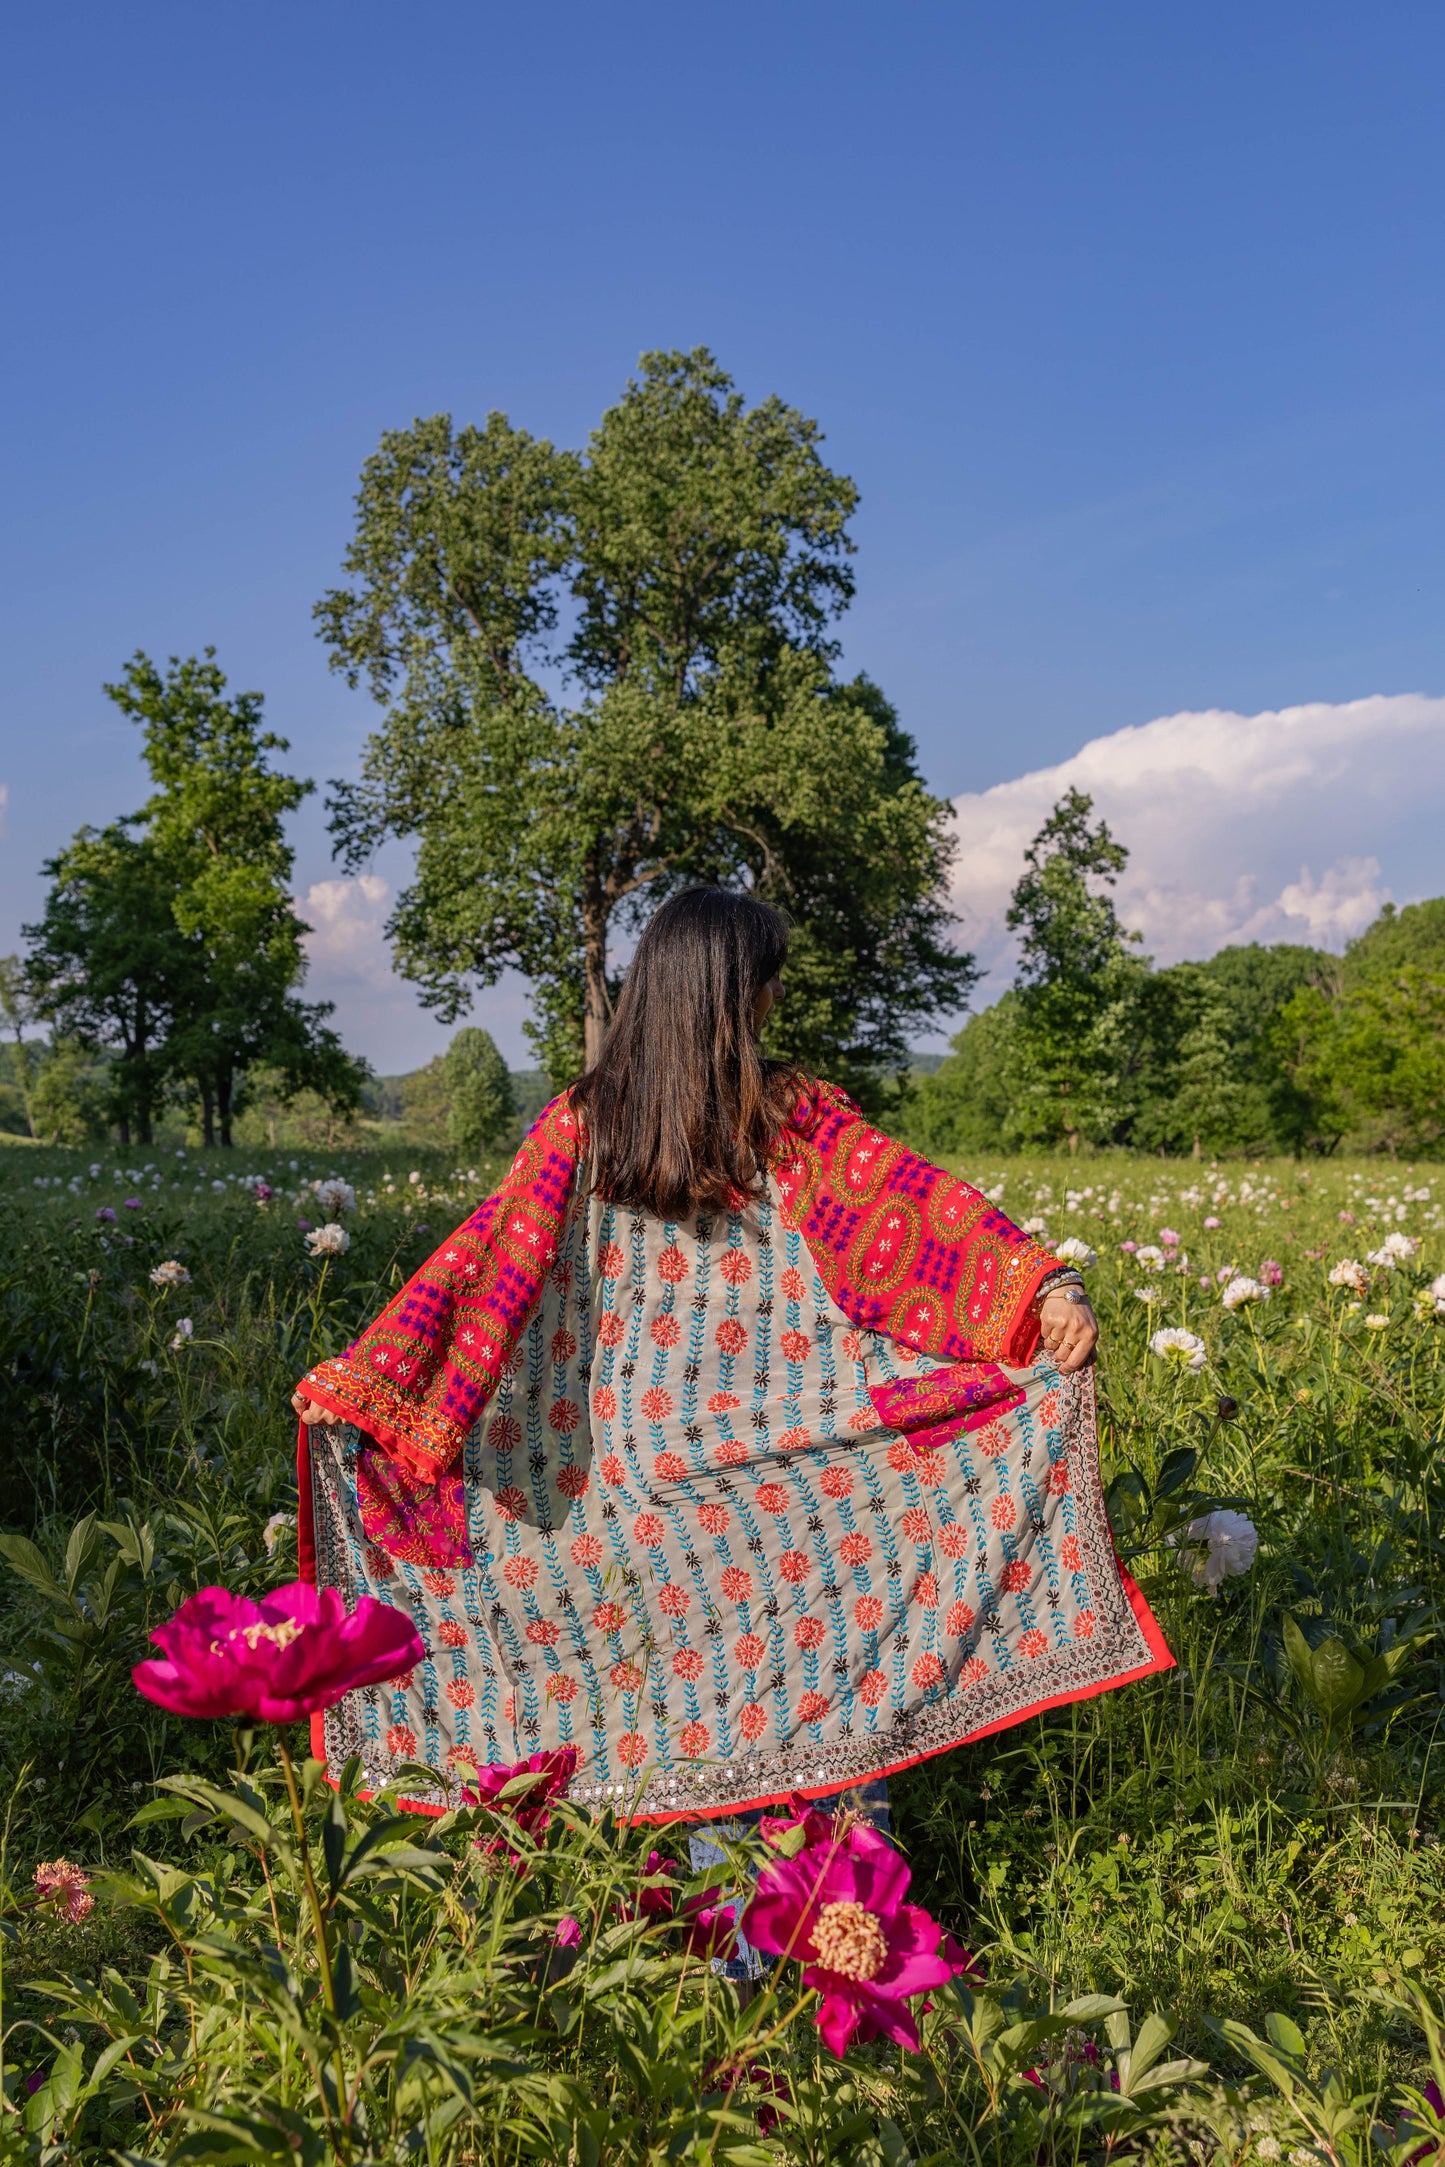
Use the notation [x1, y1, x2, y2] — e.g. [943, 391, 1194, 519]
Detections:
[4, 1, 1444, 1066]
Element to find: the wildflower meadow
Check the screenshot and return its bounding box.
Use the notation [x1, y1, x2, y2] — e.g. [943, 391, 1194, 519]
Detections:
[2, 1139, 1444, 2165]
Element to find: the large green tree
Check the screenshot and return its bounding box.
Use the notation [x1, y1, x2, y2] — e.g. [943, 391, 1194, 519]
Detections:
[319, 349, 971, 1092]
[27, 653, 368, 1147]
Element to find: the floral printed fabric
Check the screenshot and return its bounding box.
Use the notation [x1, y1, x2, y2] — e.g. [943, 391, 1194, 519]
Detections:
[309, 1188, 1172, 1818]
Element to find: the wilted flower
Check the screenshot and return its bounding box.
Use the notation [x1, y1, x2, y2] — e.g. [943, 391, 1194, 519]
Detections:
[313, 1177, 357, 1219]
[262, 1512, 295, 1556]
[1054, 1237, 1097, 1268]
[1259, 1259, 1284, 1288]
[742, 1820, 955, 2057]
[305, 1223, 350, 1257]
[94, 1207, 116, 1224]
[149, 1260, 191, 1288]
[1176, 1509, 1258, 1594]
[1328, 1259, 1369, 1295]
[169, 1317, 193, 1351]
[462, 1746, 579, 1849]
[133, 1582, 422, 1722]
[1222, 1276, 1268, 1311]
[33, 1859, 93, 1924]
[1149, 1327, 1207, 1372]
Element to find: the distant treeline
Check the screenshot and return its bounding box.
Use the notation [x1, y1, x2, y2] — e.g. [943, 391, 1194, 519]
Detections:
[906, 790, 1445, 1159]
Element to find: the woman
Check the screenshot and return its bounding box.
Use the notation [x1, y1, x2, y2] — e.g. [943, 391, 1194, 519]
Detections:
[293, 889, 1170, 1819]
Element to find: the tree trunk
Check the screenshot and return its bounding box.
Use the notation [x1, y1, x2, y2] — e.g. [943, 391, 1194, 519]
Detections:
[200, 1081, 215, 1150]
[582, 892, 611, 1070]
[218, 1070, 233, 1149]
[1192, 1135, 1202, 1159]
[118, 1116, 131, 1146]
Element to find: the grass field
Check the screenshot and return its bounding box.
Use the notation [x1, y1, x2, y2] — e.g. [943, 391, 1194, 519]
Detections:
[2, 1138, 1443, 2163]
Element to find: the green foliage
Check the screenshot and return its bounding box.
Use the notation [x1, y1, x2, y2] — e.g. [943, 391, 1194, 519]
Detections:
[906, 996, 1020, 1157]
[24, 653, 370, 1149]
[402, 1029, 519, 1157]
[320, 350, 971, 1095]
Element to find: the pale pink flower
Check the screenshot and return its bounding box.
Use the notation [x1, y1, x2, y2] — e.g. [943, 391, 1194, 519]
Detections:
[33, 1859, 93, 1924]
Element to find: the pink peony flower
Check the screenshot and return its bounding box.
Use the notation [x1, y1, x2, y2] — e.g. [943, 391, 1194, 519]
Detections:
[1159, 1228, 1180, 1246]
[552, 1914, 582, 1949]
[33, 1859, 94, 1924]
[132, 1582, 422, 1723]
[1204, 1215, 1221, 1229]
[681, 1889, 738, 1957]
[1259, 1259, 1284, 1287]
[742, 1821, 955, 2056]
[1120, 1240, 1137, 1254]
[462, 1745, 579, 1840]
[254, 1181, 273, 1203]
[759, 1792, 837, 1851]
[1339, 1210, 1356, 1225]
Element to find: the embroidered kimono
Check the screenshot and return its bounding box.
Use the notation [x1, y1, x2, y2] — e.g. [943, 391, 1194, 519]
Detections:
[297, 1083, 1170, 1817]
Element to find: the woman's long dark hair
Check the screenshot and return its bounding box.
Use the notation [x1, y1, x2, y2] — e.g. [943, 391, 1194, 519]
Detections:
[571, 888, 801, 1220]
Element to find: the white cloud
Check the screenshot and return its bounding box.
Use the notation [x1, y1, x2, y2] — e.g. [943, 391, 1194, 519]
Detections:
[299, 873, 394, 987]
[947, 693, 1445, 991]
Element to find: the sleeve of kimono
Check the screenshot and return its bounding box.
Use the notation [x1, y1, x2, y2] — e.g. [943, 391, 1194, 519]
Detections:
[295, 1094, 583, 1485]
[774, 1079, 1065, 1368]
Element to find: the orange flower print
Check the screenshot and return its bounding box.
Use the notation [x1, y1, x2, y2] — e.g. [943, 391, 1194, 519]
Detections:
[913, 1572, 938, 1608]
[838, 1531, 872, 1567]
[649, 1314, 681, 1348]
[819, 1465, 854, 1500]
[495, 1487, 529, 1520]
[672, 1647, 705, 1680]
[755, 1482, 789, 1513]
[858, 1669, 887, 1706]
[714, 1438, 748, 1465]
[392, 1668, 415, 1692]
[718, 1250, 752, 1286]
[945, 1600, 975, 1636]
[735, 1633, 765, 1667]
[546, 1674, 579, 1702]
[1059, 1534, 1083, 1571]
[571, 1533, 603, 1567]
[633, 1513, 664, 1546]
[1046, 1462, 1071, 1496]
[841, 1330, 863, 1360]
[550, 1327, 577, 1361]
[526, 1618, 560, 1645]
[797, 1688, 829, 1722]
[794, 1615, 825, 1650]
[738, 1702, 767, 1738]
[1038, 1391, 1060, 1425]
[365, 1546, 395, 1579]
[657, 1583, 691, 1616]
[978, 1424, 1009, 1459]
[902, 1506, 931, 1544]
[556, 1465, 589, 1500]
[1000, 1559, 1030, 1594]
[617, 1731, 649, 1766]
[600, 1455, 626, 1486]
[848, 1407, 878, 1432]
[503, 1555, 540, 1589]
[913, 1451, 946, 1486]
[656, 1246, 689, 1282]
[592, 1386, 618, 1419]
[640, 1387, 675, 1423]
[707, 1390, 741, 1414]
[778, 1550, 809, 1584]
[503, 1693, 515, 1721]
[610, 1660, 644, 1691]
[780, 1267, 806, 1301]
[597, 1243, 624, 1279]
[854, 1594, 884, 1631]
[1073, 1610, 1096, 1640]
[386, 1723, 417, 1757]
[886, 1440, 916, 1473]
[1019, 1628, 1049, 1659]
[653, 1451, 687, 1481]
[697, 1502, 729, 1535]
[593, 1600, 625, 1632]
[679, 1720, 710, 1757]
[598, 1311, 625, 1347]
[715, 1318, 748, 1356]
[437, 1619, 468, 1648]
[719, 1565, 752, 1602]
[779, 1329, 810, 1362]
[990, 1496, 1017, 1531]
[911, 1652, 944, 1691]
[444, 1678, 475, 1708]
[423, 1571, 457, 1597]
[778, 1427, 810, 1450]
[938, 1523, 970, 1558]
[960, 1654, 989, 1685]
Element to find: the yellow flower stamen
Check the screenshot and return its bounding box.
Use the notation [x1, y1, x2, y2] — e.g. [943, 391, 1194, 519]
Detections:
[809, 1899, 888, 1981]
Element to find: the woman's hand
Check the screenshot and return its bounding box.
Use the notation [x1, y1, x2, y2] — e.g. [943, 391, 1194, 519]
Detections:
[1037, 1291, 1098, 1374]
[292, 1391, 341, 1428]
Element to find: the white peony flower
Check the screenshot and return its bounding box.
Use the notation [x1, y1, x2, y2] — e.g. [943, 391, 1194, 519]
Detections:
[313, 1177, 357, 1219]
[169, 1318, 193, 1350]
[1328, 1259, 1369, 1295]
[262, 1512, 296, 1556]
[1133, 1283, 1163, 1304]
[1222, 1275, 1268, 1311]
[306, 1223, 351, 1257]
[1054, 1237, 1098, 1268]
[1364, 1313, 1390, 1330]
[1134, 1244, 1166, 1271]
[1150, 1327, 1207, 1372]
[1021, 1216, 1049, 1237]
[1375, 1230, 1419, 1259]
[149, 1259, 191, 1288]
[1177, 1509, 1258, 1594]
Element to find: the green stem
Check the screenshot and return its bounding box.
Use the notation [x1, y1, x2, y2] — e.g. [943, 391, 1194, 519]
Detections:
[277, 1734, 350, 2148]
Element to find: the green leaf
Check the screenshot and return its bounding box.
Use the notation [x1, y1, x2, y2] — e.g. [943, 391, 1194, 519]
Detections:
[1308, 1636, 1368, 1721]
[1155, 1447, 1198, 1498]
[0, 1530, 65, 1599]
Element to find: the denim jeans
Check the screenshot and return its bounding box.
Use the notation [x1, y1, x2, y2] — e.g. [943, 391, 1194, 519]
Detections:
[686, 1778, 891, 1980]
